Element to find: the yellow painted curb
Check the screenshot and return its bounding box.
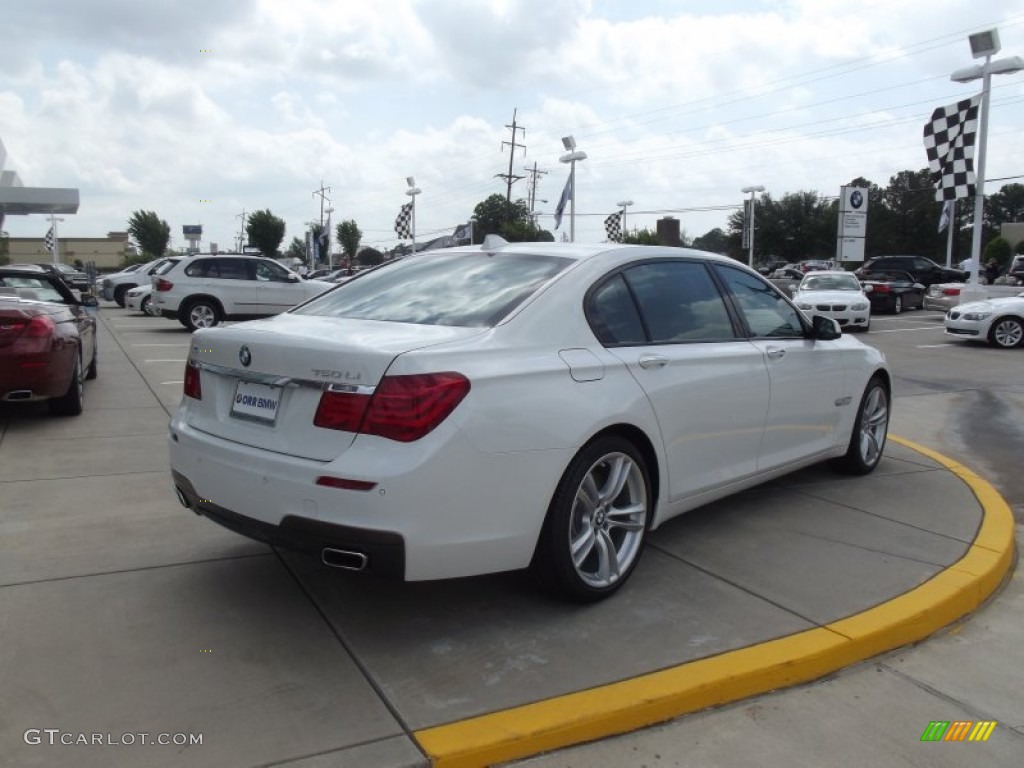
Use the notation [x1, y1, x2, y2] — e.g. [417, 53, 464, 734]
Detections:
[413, 436, 1016, 768]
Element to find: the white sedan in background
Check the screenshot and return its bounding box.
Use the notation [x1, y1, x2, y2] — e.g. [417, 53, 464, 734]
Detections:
[168, 240, 890, 602]
[792, 271, 872, 332]
[945, 292, 1024, 349]
[124, 284, 158, 316]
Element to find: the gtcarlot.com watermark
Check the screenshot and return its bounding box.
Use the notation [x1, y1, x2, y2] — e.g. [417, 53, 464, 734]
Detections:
[24, 729, 203, 747]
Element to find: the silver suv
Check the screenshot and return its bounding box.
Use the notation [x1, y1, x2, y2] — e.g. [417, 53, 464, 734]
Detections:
[151, 255, 334, 331]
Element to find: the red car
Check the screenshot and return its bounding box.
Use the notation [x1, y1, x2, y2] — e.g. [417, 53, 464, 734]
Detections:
[0, 267, 98, 415]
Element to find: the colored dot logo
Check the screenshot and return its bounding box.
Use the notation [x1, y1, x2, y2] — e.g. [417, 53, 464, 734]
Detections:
[200, 649, 214, 653]
[199, 199, 213, 203]
[200, 49, 213, 53]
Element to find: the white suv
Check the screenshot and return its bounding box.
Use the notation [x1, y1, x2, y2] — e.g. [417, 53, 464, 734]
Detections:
[152, 255, 334, 331]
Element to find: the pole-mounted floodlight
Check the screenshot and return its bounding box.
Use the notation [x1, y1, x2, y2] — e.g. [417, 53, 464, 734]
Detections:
[617, 200, 634, 236]
[559, 136, 587, 242]
[948, 28, 1023, 300]
[741, 186, 765, 268]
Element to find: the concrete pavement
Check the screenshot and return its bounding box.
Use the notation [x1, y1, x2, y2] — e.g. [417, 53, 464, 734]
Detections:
[0, 305, 1016, 768]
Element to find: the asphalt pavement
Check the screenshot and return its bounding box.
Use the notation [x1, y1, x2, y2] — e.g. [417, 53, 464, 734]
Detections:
[0, 303, 1019, 768]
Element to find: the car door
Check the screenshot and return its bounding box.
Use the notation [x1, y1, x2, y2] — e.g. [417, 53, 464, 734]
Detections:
[588, 260, 770, 501]
[253, 259, 305, 314]
[205, 258, 260, 316]
[713, 264, 847, 470]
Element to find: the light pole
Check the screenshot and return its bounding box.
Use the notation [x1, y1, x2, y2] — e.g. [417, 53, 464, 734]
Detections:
[406, 176, 421, 253]
[741, 186, 765, 267]
[949, 29, 1024, 299]
[324, 207, 335, 269]
[559, 136, 587, 242]
[616, 200, 634, 238]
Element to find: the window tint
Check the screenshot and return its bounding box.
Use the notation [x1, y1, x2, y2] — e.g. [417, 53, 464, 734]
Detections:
[716, 265, 806, 338]
[255, 260, 293, 282]
[621, 261, 735, 343]
[153, 259, 180, 276]
[185, 260, 210, 277]
[295, 252, 572, 327]
[587, 275, 646, 345]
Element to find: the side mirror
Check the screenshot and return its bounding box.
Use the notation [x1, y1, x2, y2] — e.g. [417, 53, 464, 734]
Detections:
[80, 294, 99, 307]
[287, 274, 300, 283]
[811, 314, 842, 340]
[913, 283, 925, 291]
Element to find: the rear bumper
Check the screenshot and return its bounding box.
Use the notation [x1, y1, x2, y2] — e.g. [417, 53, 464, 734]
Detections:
[173, 470, 407, 578]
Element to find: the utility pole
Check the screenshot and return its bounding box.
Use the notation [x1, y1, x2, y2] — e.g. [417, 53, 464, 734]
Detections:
[524, 162, 548, 224]
[312, 180, 331, 229]
[496, 108, 526, 201]
[235, 209, 247, 252]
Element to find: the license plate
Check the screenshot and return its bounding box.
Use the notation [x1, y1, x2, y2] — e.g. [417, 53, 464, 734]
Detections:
[230, 380, 281, 424]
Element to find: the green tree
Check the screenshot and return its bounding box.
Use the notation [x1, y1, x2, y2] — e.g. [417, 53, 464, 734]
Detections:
[623, 228, 661, 245]
[336, 220, 362, 261]
[987, 184, 1024, 228]
[127, 210, 171, 258]
[358, 247, 384, 266]
[0, 230, 9, 265]
[245, 209, 286, 258]
[691, 227, 730, 254]
[284, 236, 306, 261]
[983, 236, 1012, 270]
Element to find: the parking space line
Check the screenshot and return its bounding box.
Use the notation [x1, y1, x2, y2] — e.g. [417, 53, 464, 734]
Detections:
[160, 381, 184, 386]
[917, 343, 955, 348]
[132, 343, 190, 347]
[869, 326, 943, 333]
[144, 359, 187, 363]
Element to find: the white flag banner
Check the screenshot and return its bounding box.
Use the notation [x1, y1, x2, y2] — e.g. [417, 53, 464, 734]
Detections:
[938, 200, 954, 233]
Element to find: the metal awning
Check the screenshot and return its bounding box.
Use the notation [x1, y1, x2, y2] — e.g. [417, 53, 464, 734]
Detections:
[0, 186, 80, 215]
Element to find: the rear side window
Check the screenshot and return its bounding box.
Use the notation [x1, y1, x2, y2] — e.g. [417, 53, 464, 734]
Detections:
[185, 259, 251, 280]
[587, 260, 736, 345]
[295, 252, 572, 327]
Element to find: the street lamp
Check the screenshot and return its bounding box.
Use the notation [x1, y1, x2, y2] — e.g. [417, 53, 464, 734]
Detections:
[949, 28, 1023, 299]
[559, 136, 587, 242]
[406, 176, 421, 253]
[741, 185, 765, 267]
[324, 207, 335, 269]
[617, 200, 634, 238]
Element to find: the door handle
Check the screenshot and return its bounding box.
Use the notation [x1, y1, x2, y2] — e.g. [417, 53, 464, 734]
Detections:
[765, 347, 786, 360]
[638, 355, 669, 369]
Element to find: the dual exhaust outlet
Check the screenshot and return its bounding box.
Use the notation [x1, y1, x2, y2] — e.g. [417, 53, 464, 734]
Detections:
[173, 486, 368, 572]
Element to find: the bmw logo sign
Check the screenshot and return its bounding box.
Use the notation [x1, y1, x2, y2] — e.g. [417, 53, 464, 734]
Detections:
[239, 345, 252, 367]
[849, 190, 864, 209]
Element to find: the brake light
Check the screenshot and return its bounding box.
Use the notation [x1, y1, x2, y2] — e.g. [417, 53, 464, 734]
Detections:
[183, 360, 202, 400]
[871, 284, 890, 293]
[314, 372, 470, 442]
[314, 389, 371, 432]
[942, 287, 961, 297]
[24, 314, 56, 337]
[155, 278, 174, 292]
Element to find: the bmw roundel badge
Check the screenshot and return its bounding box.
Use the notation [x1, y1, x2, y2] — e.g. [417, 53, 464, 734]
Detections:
[239, 345, 252, 367]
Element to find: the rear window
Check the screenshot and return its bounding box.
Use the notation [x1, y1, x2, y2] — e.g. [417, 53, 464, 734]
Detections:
[293, 252, 573, 327]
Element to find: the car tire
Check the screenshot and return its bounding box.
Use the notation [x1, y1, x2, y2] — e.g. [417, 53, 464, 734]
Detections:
[49, 353, 84, 416]
[532, 436, 652, 602]
[830, 376, 888, 476]
[140, 295, 152, 316]
[891, 295, 903, 314]
[113, 284, 134, 308]
[987, 316, 1024, 349]
[182, 299, 221, 332]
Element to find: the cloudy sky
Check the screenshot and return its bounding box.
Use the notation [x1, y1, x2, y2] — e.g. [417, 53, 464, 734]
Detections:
[3, 0, 1024, 253]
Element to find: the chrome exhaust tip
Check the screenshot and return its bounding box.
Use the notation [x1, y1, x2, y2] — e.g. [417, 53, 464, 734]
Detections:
[174, 486, 194, 511]
[321, 548, 369, 571]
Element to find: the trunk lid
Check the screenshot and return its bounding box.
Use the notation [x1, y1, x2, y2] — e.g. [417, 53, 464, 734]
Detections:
[184, 314, 484, 460]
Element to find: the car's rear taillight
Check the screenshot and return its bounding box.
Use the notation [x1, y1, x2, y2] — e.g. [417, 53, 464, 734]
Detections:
[871, 284, 890, 293]
[314, 372, 470, 442]
[941, 287, 961, 297]
[155, 278, 174, 292]
[183, 360, 202, 400]
[314, 389, 371, 432]
[24, 315, 57, 337]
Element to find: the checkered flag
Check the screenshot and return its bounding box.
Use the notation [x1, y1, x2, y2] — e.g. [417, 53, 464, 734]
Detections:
[394, 202, 413, 239]
[923, 95, 981, 201]
[604, 212, 622, 242]
[43, 226, 55, 253]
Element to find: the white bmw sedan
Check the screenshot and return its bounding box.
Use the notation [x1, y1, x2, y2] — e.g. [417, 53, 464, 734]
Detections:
[169, 240, 890, 601]
[792, 271, 871, 332]
[944, 292, 1024, 349]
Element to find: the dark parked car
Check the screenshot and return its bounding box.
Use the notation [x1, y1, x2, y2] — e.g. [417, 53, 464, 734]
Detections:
[0, 266, 98, 415]
[858, 271, 925, 314]
[1007, 255, 1024, 286]
[854, 256, 965, 287]
[39, 262, 91, 292]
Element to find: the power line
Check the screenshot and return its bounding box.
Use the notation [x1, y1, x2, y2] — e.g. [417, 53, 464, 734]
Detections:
[496, 108, 527, 201]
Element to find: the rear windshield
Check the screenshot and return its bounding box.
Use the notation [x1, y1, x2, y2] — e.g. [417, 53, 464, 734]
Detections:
[293, 251, 573, 327]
